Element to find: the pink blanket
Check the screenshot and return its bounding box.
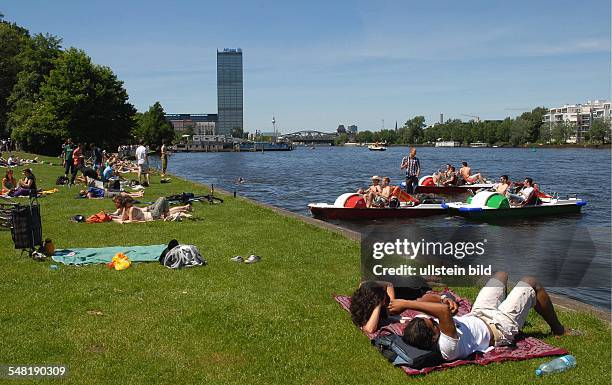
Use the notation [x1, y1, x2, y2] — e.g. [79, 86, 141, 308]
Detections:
[334, 291, 568, 375]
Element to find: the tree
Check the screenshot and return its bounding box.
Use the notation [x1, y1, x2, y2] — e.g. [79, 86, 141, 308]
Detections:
[551, 122, 571, 144]
[0, 20, 29, 136]
[134, 101, 174, 146]
[518, 107, 547, 143]
[12, 48, 135, 154]
[587, 118, 611, 144]
[510, 118, 529, 146]
[334, 133, 348, 145]
[7, 33, 62, 135]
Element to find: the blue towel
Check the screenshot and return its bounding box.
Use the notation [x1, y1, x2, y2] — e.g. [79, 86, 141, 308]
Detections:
[52, 244, 167, 265]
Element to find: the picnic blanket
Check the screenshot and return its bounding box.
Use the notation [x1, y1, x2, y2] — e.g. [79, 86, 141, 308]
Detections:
[334, 291, 568, 375]
[52, 244, 166, 266]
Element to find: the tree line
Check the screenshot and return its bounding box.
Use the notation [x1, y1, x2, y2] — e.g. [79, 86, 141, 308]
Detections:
[338, 109, 610, 146]
[0, 14, 173, 155]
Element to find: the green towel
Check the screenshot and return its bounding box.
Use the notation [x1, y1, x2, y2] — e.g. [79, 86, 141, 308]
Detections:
[52, 244, 167, 265]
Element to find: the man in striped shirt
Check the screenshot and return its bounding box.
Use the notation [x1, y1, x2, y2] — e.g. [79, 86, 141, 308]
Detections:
[400, 147, 420, 193]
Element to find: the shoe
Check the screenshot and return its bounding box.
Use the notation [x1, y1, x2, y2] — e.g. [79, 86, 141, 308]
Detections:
[244, 255, 261, 264]
[230, 255, 244, 263]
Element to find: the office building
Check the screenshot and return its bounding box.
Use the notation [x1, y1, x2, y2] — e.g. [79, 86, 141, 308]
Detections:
[543, 100, 611, 142]
[165, 114, 218, 135]
[217, 48, 243, 136]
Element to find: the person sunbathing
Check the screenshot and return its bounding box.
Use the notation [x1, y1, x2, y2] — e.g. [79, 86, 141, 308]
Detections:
[1, 169, 16, 195]
[492, 175, 511, 195]
[507, 178, 535, 206]
[78, 187, 143, 199]
[9, 168, 37, 197]
[395, 271, 575, 361]
[358, 176, 383, 208]
[459, 161, 485, 184]
[442, 166, 459, 186]
[113, 196, 192, 223]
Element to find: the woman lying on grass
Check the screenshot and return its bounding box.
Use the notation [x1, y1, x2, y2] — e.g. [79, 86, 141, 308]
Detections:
[78, 187, 143, 199]
[111, 195, 192, 223]
[350, 280, 431, 333]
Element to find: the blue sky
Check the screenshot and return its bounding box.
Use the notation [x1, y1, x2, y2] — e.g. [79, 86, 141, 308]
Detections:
[2, 0, 610, 133]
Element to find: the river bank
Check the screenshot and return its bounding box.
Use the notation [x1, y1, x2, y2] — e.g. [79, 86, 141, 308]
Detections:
[0, 152, 609, 385]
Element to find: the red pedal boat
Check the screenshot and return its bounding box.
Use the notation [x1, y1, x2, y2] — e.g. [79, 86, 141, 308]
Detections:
[308, 193, 445, 220]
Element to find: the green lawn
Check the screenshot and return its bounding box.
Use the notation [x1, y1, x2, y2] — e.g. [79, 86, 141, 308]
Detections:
[0, 153, 609, 384]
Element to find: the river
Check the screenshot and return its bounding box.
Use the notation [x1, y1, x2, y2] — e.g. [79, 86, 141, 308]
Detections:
[151, 146, 611, 309]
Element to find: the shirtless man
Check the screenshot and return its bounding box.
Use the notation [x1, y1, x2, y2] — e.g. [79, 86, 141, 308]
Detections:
[459, 161, 485, 184]
[358, 176, 383, 208]
[492, 175, 510, 195]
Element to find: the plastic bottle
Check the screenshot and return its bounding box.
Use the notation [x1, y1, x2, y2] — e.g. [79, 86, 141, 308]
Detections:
[535, 355, 576, 376]
[49, 264, 59, 270]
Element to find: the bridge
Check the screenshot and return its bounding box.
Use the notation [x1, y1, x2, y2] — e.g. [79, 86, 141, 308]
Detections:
[279, 130, 337, 144]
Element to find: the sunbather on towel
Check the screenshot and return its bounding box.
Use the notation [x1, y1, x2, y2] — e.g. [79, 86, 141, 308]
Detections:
[350, 281, 430, 333]
[392, 272, 574, 361]
[78, 187, 143, 199]
[113, 195, 191, 223]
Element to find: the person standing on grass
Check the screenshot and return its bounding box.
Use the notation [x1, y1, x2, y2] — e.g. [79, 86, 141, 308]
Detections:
[135, 140, 150, 186]
[62, 138, 76, 180]
[90, 143, 103, 178]
[69, 143, 85, 185]
[400, 147, 420, 193]
[160, 140, 169, 177]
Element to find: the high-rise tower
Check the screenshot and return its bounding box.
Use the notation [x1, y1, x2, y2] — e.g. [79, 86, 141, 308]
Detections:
[216, 48, 243, 136]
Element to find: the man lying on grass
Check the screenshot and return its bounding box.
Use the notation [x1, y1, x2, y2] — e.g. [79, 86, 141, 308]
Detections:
[389, 272, 576, 361]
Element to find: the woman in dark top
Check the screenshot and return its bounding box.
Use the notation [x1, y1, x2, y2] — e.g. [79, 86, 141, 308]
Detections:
[9, 168, 37, 197]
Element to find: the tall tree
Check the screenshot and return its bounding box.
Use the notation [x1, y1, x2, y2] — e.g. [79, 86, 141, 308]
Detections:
[12, 48, 135, 154]
[7, 33, 62, 135]
[0, 20, 29, 136]
[134, 101, 174, 146]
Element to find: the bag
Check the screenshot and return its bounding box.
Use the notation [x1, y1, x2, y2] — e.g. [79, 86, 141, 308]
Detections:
[11, 203, 43, 250]
[105, 179, 120, 190]
[159, 244, 206, 269]
[56, 175, 69, 185]
[372, 333, 442, 369]
[107, 252, 131, 270]
[166, 192, 195, 204]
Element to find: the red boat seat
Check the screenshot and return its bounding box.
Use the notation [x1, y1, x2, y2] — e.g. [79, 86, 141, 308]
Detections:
[420, 176, 435, 186]
[344, 194, 367, 208]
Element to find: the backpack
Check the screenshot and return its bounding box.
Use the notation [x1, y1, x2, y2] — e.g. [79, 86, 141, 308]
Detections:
[159, 244, 206, 269]
[11, 203, 43, 250]
[372, 333, 442, 369]
[56, 175, 69, 185]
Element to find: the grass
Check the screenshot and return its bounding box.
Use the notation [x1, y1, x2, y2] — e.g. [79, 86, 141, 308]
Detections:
[0, 152, 609, 385]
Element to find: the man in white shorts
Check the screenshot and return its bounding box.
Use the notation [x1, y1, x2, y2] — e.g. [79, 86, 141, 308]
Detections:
[135, 140, 150, 186]
[389, 272, 571, 361]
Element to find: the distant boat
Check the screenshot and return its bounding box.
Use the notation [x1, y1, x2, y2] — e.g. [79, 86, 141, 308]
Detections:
[435, 141, 461, 147]
[469, 142, 488, 148]
[368, 142, 387, 151]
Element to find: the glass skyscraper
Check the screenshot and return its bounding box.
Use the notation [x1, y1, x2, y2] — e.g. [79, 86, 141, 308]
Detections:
[217, 48, 243, 136]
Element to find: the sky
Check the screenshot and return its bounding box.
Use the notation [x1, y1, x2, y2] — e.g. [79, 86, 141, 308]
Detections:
[2, 0, 611, 133]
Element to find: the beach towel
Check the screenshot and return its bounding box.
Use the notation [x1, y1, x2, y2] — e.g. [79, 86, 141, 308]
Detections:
[334, 292, 568, 375]
[52, 244, 167, 266]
